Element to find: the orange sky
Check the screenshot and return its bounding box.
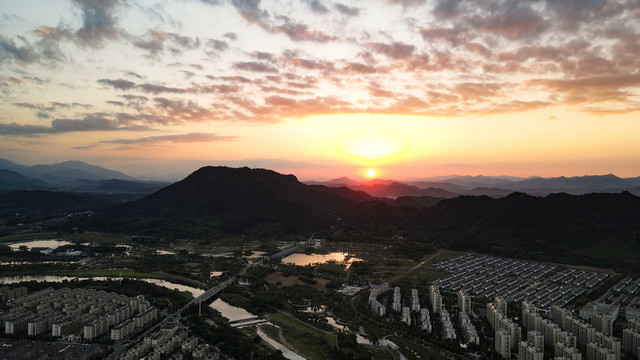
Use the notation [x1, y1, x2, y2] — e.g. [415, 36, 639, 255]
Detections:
[1, 1, 639, 180]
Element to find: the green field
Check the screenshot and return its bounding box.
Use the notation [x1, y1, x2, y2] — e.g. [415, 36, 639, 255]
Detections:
[387, 335, 452, 360]
[267, 311, 337, 348]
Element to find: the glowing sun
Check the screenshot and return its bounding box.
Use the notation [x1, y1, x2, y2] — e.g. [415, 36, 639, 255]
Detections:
[367, 168, 376, 177]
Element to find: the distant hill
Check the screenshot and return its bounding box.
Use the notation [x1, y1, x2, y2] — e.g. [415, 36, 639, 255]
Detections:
[510, 174, 637, 194]
[97, 166, 376, 237]
[24, 160, 132, 183]
[0, 158, 133, 188]
[0, 169, 50, 190]
[406, 191, 640, 270]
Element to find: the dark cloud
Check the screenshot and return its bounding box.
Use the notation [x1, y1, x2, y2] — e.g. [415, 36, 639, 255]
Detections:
[271, 21, 336, 42]
[334, 3, 360, 16]
[230, 0, 269, 26]
[284, 58, 335, 71]
[72, 0, 122, 48]
[470, 3, 549, 40]
[233, 61, 279, 73]
[0, 114, 150, 137]
[100, 132, 237, 145]
[207, 39, 229, 51]
[125, 71, 143, 79]
[133, 32, 201, 56]
[198, 84, 243, 93]
[0, 36, 40, 64]
[432, 0, 463, 19]
[303, 0, 329, 14]
[223, 32, 237, 41]
[98, 78, 136, 90]
[386, 0, 427, 7]
[152, 97, 217, 122]
[371, 42, 415, 59]
[136, 83, 190, 94]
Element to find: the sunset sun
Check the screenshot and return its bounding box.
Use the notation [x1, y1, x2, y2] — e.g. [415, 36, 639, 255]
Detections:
[367, 168, 376, 177]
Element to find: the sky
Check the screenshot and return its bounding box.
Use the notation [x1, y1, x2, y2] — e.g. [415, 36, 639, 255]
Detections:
[1, 0, 639, 180]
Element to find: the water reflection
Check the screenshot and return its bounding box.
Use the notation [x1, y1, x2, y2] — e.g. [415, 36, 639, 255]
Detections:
[0, 275, 204, 298]
[209, 298, 255, 322]
[8, 240, 73, 251]
[281, 252, 363, 269]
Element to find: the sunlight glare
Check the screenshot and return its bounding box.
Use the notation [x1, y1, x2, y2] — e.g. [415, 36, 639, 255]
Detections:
[367, 168, 376, 177]
[337, 130, 408, 161]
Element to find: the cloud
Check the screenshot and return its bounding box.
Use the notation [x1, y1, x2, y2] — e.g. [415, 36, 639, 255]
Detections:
[233, 61, 279, 73]
[133, 32, 201, 56]
[0, 36, 40, 64]
[152, 97, 217, 122]
[99, 132, 237, 145]
[98, 78, 136, 90]
[270, 21, 337, 42]
[371, 41, 415, 59]
[72, 0, 122, 48]
[303, 0, 329, 14]
[136, 83, 190, 94]
[230, 0, 269, 26]
[207, 39, 229, 52]
[334, 3, 360, 16]
[0, 115, 150, 137]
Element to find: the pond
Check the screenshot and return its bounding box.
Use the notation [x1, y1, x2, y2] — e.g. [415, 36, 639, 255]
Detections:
[0, 275, 204, 298]
[281, 252, 363, 269]
[7, 239, 73, 251]
[325, 316, 372, 345]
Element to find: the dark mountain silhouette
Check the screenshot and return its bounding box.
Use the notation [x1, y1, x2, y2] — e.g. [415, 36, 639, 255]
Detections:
[0, 190, 133, 213]
[0, 169, 50, 190]
[98, 166, 375, 236]
[406, 191, 640, 270]
[322, 181, 458, 199]
[97, 179, 169, 193]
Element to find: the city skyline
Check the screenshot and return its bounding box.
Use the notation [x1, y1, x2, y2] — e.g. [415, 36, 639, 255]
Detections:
[1, 0, 639, 179]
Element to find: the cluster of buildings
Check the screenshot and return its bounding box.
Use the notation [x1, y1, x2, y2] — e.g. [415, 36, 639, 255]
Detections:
[368, 283, 435, 333]
[487, 296, 521, 358]
[0, 287, 157, 342]
[432, 254, 607, 308]
[119, 322, 219, 360]
[581, 276, 640, 322]
[429, 285, 456, 340]
[623, 318, 640, 359]
[459, 311, 479, 345]
[517, 300, 624, 360]
[420, 308, 432, 333]
[456, 290, 478, 345]
[368, 283, 388, 316]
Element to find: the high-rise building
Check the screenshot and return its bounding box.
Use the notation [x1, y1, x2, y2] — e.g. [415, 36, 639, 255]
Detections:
[430, 285, 443, 314]
[393, 287, 401, 312]
[518, 341, 544, 360]
[458, 289, 472, 314]
[496, 329, 512, 359]
[541, 319, 561, 346]
[527, 330, 544, 351]
[591, 312, 614, 337]
[555, 342, 582, 360]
